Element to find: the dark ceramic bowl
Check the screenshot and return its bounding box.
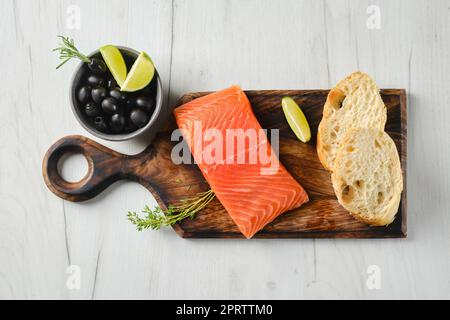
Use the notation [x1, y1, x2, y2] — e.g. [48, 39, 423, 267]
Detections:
[70, 46, 164, 141]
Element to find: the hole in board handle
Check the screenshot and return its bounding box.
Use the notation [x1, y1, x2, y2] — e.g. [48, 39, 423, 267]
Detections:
[57, 152, 89, 183]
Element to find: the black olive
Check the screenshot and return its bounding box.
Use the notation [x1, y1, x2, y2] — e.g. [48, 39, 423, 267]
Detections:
[130, 108, 150, 128]
[91, 87, 107, 104]
[124, 118, 138, 132]
[125, 97, 136, 109]
[110, 113, 126, 132]
[84, 102, 99, 117]
[141, 83, 154, 95]
[124, 123, 137, 133]
[109, 88, 123, 100]
[86, 75, 104, 87]
[94, 116, 108, 132]
[88, 58, 107, 74]
[119, 92, 128, 102]
[135, 96, 155, 113]
[107, 78, 117, 88]
[77, 86, 91, 104]
[101, 97, 119, 115]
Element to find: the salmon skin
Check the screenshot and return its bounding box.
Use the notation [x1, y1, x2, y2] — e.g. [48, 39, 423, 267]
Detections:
[174, 86, 308, 238]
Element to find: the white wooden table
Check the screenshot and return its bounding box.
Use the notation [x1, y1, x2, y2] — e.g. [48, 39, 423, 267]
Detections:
[1, 0, 449, 299]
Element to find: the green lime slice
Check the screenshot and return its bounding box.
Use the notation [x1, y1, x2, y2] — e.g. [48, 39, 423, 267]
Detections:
[99, 45, 127, 86]
[120, 51, 155, 92]
[281, 96, 311, 143]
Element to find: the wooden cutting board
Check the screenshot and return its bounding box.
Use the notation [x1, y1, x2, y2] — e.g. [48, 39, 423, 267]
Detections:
[42, 89, 407, 238]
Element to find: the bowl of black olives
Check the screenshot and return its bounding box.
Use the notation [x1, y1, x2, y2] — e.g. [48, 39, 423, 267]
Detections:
[70, 46, 163, 141]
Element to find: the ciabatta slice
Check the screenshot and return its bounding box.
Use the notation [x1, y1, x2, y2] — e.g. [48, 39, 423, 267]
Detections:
[331, 128, 403, 226]
[317, 71, 387, 171]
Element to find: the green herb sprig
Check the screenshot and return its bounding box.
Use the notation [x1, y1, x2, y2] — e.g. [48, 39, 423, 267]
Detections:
[127, 189, 215, 231]
[53, 35, 91, 69]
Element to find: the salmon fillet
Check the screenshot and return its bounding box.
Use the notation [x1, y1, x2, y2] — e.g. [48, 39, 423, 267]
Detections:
[174, 86, 308, 238]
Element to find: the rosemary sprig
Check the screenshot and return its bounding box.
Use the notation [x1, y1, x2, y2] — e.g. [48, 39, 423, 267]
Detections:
[127, 189, 215, 231]
[53, 35, 91, 69]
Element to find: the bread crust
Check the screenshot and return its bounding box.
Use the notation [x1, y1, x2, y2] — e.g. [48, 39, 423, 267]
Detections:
[316, 129, 333, 171]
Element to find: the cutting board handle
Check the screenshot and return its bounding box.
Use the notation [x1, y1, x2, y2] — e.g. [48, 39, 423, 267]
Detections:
[42, 135, 155, 202]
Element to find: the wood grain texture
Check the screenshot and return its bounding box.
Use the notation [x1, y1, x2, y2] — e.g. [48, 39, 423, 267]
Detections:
[43, 89, 407, 238]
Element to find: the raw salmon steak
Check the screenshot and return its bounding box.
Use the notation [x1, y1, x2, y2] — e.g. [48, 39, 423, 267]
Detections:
[174, 86, 308, 238]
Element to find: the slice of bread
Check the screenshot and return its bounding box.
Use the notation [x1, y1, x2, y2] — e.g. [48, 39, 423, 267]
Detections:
[317, 71, 387, 171]
[331, 128, 403, 226]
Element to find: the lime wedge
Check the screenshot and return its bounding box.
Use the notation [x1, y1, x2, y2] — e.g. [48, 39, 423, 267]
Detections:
[281, 96, 311, 143]
[99, 45, 127, 86]
[120, 51, 155, 92]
